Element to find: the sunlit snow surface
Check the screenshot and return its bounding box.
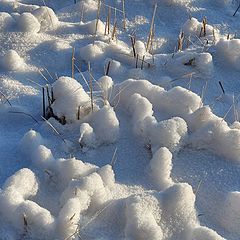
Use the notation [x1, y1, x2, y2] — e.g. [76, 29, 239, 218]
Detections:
[0, 0, 240, 239]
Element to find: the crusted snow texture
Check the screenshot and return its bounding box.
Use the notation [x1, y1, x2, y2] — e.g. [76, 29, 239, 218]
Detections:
[51, 76, 92, 123]
[219, 191, 240, 235]
[148, 147, 174, 191]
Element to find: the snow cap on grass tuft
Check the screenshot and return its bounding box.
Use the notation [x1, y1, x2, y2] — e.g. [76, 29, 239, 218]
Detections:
[51, 76, 92, 123]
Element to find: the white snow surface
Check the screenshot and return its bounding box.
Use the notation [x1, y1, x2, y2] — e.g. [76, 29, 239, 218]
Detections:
[0, 0, 240, 239]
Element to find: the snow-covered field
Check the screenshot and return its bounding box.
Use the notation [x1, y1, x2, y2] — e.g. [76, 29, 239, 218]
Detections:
[1, 0, 240, 239]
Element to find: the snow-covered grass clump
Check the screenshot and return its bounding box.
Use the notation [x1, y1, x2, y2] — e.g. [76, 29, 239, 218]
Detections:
[182, 17, 216, 38]
[0, 50, 25, 71]
[51, 76, 92, 123]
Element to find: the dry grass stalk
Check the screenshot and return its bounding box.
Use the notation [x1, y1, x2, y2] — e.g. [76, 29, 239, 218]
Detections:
[42, 87, 46, 118]
[177, 31, 184, 51]
[149, 24, 155, 54]
[111, 16, 117, 40]
[88, 62, 94, 113]
[218, 81, 225, 95]
[110, 147, 118, 166]
[233, 3, 240, 16]
[122, 0, 126, 31]
[146, 3, 157, 52]
[0, 90, 12, 106]
[94, 0, 101, 44]
[9, 111, 39, 123]
[80, 4, 84, 22]
[130, 36, 136, 58]
[141, 55, 145, 70]
[105, 60, 111, 75]
[135, 54, 139, 68]
[202, 17, 207, 37]
[107, 6, 111, 35]
[199, 26, 203, 37]
[227, 33, 230, 40]
[39, 70, 50, 83]
[72, 47, 75, 79]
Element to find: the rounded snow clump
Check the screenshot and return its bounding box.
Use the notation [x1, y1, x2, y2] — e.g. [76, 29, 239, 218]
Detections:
[32, 6, 58, 31]
[18, 12, 40, 33]
[125, 195, 163, 240]
[79, 43, 104, 62]
[0, 12, 15, 31]
[51, 76, 92, 123]
[97, 75, 113, 103]
[82, 19, 105, 35]
[148, 147, 174, 191]
[0, 50, 24, 71]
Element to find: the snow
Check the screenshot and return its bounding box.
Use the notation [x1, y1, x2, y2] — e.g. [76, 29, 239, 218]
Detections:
[0, 0, 240, 239]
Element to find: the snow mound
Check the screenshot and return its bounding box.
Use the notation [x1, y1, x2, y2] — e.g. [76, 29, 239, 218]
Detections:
[113, 79, 202, 120]
[160, 183, 198, 239]
[188, 106, 240, 162]
[164, 51, 213, 76]
[80, 19, 105, 35]
[216, 38, 240, 70]
[0, 12, 15, 31]
[125, 195, 163, 240]
[148, 147, 174, 191]
[32, 6, 59, 31]
[182, 17, 216, 39]
[79, 105, 119, 148]
[17, 12, 40, 33]
[79, 43, 104, 62]
[125, 92, 188, 152]
[51, 76, 92, 123]
[0, 50, 25, 71]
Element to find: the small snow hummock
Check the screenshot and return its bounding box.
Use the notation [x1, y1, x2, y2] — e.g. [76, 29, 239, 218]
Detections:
[188, 106, 240, 162]
[79, 105, 119, 148]
[148, 147, 174, 191]
[51, 76, 92, 123]
[112, 79, 202, 120]
[0, 12, 15, 31]
[216, 38, 240, 70]
[80, 19, 105, 35]
[125, 195, 163, 240]
[126, 92, 187, 153]
[18, 12, 40, 33]
[32, 6, 59, 31]
[79, 43, 104, 62]
[0, 50, 25, 71]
